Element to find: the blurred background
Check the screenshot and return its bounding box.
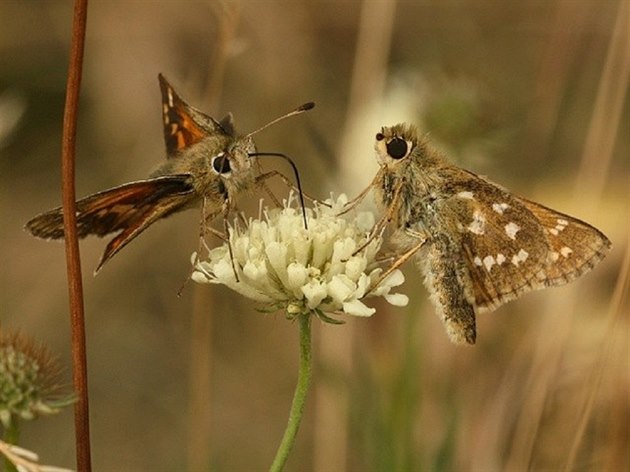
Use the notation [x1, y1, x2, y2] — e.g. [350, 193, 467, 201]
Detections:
[1, 0, 628, 470]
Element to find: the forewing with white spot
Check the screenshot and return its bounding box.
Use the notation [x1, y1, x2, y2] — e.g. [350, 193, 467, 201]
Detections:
[446, 179, 610, 312]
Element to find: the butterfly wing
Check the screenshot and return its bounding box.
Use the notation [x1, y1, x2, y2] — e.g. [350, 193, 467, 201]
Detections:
[415, 175, 610, 344]
[518, 198, 611, 285]
[446, 175, 611, 313]
[25, 175, 196, 271]
[158, 74, 235, 157]
[95, 179, 196, 272]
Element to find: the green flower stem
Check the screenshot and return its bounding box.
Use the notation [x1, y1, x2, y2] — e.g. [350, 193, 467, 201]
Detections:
[3, 420, 19, 472]
[269, 313, 313, 472]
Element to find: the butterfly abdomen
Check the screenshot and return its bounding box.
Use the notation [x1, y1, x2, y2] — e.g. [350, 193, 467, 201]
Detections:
[420, 234, 477, 344]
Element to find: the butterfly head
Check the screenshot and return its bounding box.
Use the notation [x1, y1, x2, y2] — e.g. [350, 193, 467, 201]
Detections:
[230, 136, 257, 173]
[375, 123, 419, 171]
[206, 135, 257, 190]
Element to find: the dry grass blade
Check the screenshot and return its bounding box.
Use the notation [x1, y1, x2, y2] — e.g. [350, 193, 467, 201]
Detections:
[186, 4, 242, 471]
[573, 0, 630, 210]
[563, 240, 629, 471]
[313, 1, 397, 470]
[504, 1, 625, 469]
[563, 2, 630, 467]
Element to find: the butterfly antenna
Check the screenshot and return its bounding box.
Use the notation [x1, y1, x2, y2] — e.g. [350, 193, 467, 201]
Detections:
[244, 102, 315, 139]
[249, 152, 308, 229]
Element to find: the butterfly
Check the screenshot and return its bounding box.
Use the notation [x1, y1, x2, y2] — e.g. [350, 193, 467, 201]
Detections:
[357, 123, 611, 344]
[25, 74, 313, 273]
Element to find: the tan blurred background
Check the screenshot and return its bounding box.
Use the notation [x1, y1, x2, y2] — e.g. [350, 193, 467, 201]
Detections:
[1, 0, 628, 470]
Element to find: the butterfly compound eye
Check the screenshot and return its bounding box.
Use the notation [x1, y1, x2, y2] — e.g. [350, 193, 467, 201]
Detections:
[386, 137, 408, 160]
[212, 153, 231, 174]
[376, 132, 385, 141]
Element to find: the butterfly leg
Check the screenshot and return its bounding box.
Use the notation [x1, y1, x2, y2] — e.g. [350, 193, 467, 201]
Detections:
[350, 179, 404, 258]
[178, 197, 225, 296]
[198, 196, 212, 255]
[178, 197, 230, 296]
[253, 172, 283, 209]
[219, 198, 241, 283]
[335, 174, 380, 216]
[374, 252, 397, 265]
[366, 233, 427, 295]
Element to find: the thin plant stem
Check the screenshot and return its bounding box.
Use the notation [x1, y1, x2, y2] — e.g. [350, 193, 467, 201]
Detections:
[269, 313, 313, 472]
[3, 422, 18, 446]
[3, 421, 19, 472]
[62, 0, 92, 470]
[187, 8, 241, 470]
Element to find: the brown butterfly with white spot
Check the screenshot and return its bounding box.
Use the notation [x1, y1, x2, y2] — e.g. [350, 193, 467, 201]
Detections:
[355, 123, 611, 344]
[25, 74, 313, 273]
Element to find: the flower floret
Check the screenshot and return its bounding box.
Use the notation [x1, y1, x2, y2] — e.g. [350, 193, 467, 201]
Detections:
[192, 194, 408, 319]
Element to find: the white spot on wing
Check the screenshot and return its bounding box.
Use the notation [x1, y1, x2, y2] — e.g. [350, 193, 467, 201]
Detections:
[496, 254, 506, 265]
[468, 211, 486, 235]
[492, 202, 509, 214]
[560, 246, 573, 258]
[474, 256, 483, 267]
[457, 191, 475, 200]
[552, 218, 569, 234]
[549, 251, 560, 262]
[511, 249, 529, 267]
[504, 222, 521, 240]
[483, 255, 495, 271]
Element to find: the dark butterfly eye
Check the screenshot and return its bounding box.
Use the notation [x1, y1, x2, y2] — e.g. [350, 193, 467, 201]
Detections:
[212, 153, 231, 174]
[376, 132, 385, 141]
[386, 137, 408, 159]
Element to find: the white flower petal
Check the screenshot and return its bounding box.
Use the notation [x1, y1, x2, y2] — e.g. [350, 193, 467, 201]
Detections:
[233, 235, 251, 265]
[344, 255, 367, 281]
[242, 260, 267, 284]
[301, 280, 328, 309]
[211, 258, 238, 283]
[342, 299, 375, 317]
[382, 269, 405, 288]
[311, 232, 334, 269]
[265, 241, 289, 285]
[230, 283, 275, 303]
[384, 293, 409, 306]
[354, 273, 371, 298]
[369, 269, 406, 296]
[334, 193, 349, 207]
[327, 275, 355, 304]
[286, 262, 308, 292]
[332, 238, 356, 263]
[292, 233, 312, 266]
[191, 271, 211, 284]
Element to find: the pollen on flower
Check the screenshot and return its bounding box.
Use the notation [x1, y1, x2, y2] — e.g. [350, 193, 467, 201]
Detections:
[192, 194, 408, 320]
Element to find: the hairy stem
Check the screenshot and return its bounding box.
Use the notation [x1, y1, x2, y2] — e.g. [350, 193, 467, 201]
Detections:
[269, 313, 313, 472]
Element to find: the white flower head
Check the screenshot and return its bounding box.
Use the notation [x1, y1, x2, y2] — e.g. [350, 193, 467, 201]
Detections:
[192, 194, 408, 321]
